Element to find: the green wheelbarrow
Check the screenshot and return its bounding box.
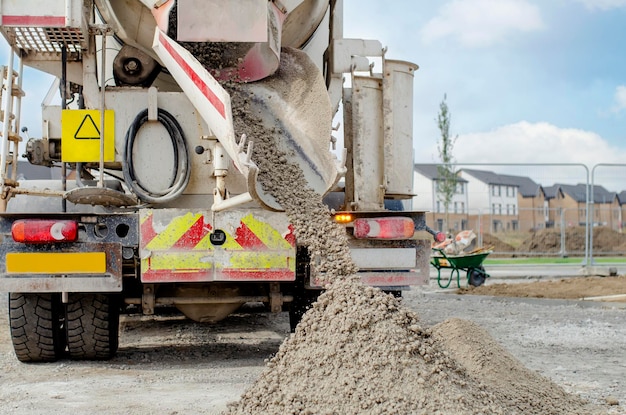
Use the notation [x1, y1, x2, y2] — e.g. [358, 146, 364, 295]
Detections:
[431, 248, 491, 289]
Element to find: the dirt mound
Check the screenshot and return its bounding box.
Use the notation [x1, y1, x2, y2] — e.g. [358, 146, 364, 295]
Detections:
[593, 227, 626, 252]
[460, 275, 626, 302]
[228, 279, 504, 414]
[227, 277, 600, 414]
[517, 227, 626, 254]
[482, 233, 515, 252]
[432, 318, 595, 414]
[517, 228, 584, 254]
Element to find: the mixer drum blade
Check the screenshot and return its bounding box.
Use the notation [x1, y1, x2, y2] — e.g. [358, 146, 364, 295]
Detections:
[234, 47, 340, 209]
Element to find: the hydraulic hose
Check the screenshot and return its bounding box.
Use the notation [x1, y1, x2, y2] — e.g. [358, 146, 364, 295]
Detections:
[123, 108, 190, 203]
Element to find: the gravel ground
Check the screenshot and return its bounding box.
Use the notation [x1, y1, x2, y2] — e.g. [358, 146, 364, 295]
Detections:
[0, 281, 624, 414]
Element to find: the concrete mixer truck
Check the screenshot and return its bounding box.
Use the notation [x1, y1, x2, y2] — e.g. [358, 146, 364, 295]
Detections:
[0, 0, 436, 362]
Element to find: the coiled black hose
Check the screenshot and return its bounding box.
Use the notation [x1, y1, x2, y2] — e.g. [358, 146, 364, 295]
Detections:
[123, 108, 190, 203]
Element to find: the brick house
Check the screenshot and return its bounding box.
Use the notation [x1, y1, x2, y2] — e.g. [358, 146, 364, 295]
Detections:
[544, 183, 617, 229]
[493, 174, 545, 232]
[543, 184, 564, 228]
[589, 184, 619, 229]
[414, 165, 625, 234]
[459, 169, 526, 233]
[412, 164, 469, 232]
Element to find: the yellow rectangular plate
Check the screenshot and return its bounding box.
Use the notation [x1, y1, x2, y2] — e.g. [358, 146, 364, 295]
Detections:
[6, 252, 106, 274]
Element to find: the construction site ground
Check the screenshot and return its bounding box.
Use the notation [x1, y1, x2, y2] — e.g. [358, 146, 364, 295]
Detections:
[0, 271, 623, 414]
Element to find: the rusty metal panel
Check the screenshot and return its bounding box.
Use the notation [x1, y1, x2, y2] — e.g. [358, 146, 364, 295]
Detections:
[359, 270, 428, 287]
[382, 60, 419, 198]
[176, 0, 268, 42]
[351, 75, 384, 210]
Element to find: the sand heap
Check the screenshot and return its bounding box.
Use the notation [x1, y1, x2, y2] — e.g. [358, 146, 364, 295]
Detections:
[431, 318, 594, 414]
[229, 278, 502, 414]
[224, 50, 601, 414]
[226, 278, 598, 414]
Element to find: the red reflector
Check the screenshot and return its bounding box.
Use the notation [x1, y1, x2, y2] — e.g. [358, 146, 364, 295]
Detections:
[435, 232, 446, 243]
[12, 220, 78, 243]
[353, 217, 415, 240]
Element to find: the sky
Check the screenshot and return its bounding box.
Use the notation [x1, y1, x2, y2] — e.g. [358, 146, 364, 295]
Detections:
[2, 0, 626, 190]
[343, 0, 626, 191]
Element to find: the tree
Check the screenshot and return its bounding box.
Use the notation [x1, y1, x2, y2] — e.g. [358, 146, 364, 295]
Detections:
[436, 94, 458, 234]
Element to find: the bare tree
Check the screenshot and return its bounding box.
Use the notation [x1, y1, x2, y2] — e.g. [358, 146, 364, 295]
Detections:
[436, 94, 458, 234]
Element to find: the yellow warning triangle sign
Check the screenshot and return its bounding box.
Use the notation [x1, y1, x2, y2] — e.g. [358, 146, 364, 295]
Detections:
[74, 114, 100, 139]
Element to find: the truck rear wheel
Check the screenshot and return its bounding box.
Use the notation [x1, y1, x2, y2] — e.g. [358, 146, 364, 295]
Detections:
[9, 293, 66, 363]
[65, 293, 120, 360]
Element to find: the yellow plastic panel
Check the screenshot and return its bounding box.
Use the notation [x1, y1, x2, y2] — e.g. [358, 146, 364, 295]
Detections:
[6, 252, 107, 274]
[61, 110, 115, 162]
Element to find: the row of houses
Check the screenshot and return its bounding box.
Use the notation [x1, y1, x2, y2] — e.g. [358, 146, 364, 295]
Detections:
[412, 164, 626, 233]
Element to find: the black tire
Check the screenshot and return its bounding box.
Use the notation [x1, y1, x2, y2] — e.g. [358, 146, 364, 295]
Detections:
[468, 266, 487, 287]
[9, 293, 66, 363]
[65, 293, 120, 360]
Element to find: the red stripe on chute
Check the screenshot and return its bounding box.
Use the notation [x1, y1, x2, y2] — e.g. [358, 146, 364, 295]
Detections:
[158, 32, 226, 118]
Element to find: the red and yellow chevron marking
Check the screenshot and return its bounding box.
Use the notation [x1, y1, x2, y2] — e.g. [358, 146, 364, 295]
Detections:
[140, 210, 296, 283]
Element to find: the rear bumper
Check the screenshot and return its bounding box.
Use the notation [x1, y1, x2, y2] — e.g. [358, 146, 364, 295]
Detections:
[0, 242, 123, 292]
[312, 242, 431, 288]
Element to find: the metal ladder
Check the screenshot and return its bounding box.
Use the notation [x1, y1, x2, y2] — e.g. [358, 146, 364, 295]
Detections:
[0, 49, 25, 212]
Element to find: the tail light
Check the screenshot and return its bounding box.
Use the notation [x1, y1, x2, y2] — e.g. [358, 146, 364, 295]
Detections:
[334, 213, 353, 224]
[354, 217, 415, 240]
[12, 220, 78, 243]
[434, 231, 446, 243]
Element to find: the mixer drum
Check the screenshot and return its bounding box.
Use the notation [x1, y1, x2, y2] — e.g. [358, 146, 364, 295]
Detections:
[96, 0, 330, 83]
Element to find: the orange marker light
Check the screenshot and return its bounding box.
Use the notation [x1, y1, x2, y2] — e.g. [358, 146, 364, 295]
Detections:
[334, 213, 353, 224]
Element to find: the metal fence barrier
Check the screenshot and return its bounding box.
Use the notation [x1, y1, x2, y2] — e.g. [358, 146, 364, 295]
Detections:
[413, 163, 626, 266]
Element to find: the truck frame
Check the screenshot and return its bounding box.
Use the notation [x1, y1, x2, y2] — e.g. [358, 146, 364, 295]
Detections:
[0, 0, 434, 362]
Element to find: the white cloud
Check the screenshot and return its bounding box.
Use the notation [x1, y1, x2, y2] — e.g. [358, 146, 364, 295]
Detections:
[450, 121, 626, 190]
[420, 0, 544, 47]
[610, 85, 626, 114]
[574, 0, 626, 10]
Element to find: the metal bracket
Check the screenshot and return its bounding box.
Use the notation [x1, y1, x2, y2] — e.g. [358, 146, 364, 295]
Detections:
[147, 87, 158, 121]
[142, 284, 156, 315]
[268, 282, 283, 313]
[88, 24, 112, 36]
